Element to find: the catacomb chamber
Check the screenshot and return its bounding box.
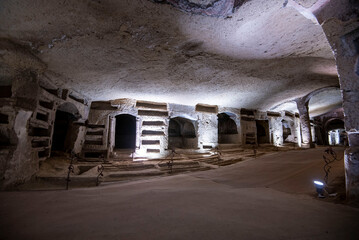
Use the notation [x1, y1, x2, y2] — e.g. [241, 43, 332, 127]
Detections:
[168, 117, 197, 149]
[115, 114, 137, 149]
[218, 113, 239, 144]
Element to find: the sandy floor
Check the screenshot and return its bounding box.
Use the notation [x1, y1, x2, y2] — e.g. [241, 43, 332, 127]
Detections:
[1, 147, 358, 240]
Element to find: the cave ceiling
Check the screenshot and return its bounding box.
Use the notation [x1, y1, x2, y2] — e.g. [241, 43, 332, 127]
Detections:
[0, 0, 339, 113]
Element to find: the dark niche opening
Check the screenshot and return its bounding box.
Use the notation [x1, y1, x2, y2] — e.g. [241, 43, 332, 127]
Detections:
[218, 113, 238, 144]
[256, 120, 269, 144]
[51, 110, 78, 155]
[115, 114, 136, 149]
[168, 117, 197, 149]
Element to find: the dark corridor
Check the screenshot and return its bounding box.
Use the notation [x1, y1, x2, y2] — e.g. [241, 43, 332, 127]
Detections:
[115, 114, 136, 149]
[51, 110, 77, 153]
[256, 120, 269, 144]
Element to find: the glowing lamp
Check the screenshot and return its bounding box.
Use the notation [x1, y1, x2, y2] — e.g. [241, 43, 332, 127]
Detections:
[313, 180, 325, 198]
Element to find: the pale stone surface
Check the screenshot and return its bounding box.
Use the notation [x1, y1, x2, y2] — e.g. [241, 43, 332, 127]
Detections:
[296, 98, 314, 148]
[2, 148, 358, 240]
[345, 148, 359, 201]
[0, 0, 339, 111]
[1, 0, 359, 198]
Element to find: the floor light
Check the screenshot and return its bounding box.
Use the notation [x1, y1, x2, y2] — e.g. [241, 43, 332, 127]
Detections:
[314, 180, 325, 198]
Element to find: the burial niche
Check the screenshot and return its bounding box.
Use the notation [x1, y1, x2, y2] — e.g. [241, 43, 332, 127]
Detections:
[282, 120, 292, 143]
[218, 113, 238, 144]
[51, 103, 80, 156]
[115, 114, 136, 149]
[256, 120, 269, 144]
[168, 117, 197, 149]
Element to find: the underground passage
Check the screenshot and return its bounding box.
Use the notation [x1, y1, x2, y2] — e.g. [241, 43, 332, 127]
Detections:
[51, 110, 77, 155]
[1, 0, 359, 239]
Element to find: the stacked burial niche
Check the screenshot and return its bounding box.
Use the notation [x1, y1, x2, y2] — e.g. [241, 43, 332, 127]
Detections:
[218, 112, 238, 144]
[115, 114, 136, 150]
[256, 120, 270, 144]
[51, 103, 81, 156]
[168, 117, 197, 149]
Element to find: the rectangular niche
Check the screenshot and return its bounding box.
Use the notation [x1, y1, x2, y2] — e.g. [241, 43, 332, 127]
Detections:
[240, 108, 255, 116]
[0, 113, 9, 124]
[138, 110, 168, 117]
[142, 121, 165, 126]
[142, 140, 160, 145]
[39, 100, 54, 110]
[267, 111, 281, 117]
[0, 86, 12, 98]
[142, 130, 165, 136]
[136, 100, 167, 110]
[195, 104, 218, 113]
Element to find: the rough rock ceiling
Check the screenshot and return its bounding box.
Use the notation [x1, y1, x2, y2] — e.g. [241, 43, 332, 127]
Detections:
[271, 88, 342, 117]
[0, 0, 339, 111]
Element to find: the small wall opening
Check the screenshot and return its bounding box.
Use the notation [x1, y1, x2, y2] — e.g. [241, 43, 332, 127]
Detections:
[256, 120, 269, 144]
[0, 129, 11, 146]
[0, 113, 9, 124]
[218, 113, 238, 144]
[168, 117, 197, 149]
[115, 114, 136, 149]
[0, 86, 12, 98]
[282, 120, 292, 142]
[51, 111, 77, 155]
[51, 103, 80, 156]
[326, 119, 346, 145]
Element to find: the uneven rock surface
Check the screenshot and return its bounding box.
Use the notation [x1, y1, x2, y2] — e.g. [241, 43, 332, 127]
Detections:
[0, 0, 339, 112]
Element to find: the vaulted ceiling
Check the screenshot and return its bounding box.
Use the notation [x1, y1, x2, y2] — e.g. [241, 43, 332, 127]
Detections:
[0, 0, 341, 114]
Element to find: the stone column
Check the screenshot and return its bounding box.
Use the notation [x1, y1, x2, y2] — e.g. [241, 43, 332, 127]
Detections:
[320, 6, 359, 201]
[135, 117, 141, 154]
[295, 98, 314, 148]
[108, 116, 115, 158]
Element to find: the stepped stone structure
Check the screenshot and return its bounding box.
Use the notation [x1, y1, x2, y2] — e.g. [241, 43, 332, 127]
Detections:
[0, 0, 358, 201]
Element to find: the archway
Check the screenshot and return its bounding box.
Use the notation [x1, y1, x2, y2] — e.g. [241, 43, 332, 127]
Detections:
[51, 103, 80, 156]
[168, 117, 197, 149]
[256, 120, 269, 144]
[218, 113, 238, 144]
[325, 118, 345, 145]
[115, 114, 136, 149]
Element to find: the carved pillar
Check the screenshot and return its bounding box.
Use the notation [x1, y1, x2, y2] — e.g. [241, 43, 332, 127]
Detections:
[135, 117, 141, 155]
[108, 116, 115, 158]
[295, 98, 314, 148]
[319, 3, 359, 201]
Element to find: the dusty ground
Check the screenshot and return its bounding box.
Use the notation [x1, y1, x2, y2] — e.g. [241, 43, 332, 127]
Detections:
[1, 146, 358, 240]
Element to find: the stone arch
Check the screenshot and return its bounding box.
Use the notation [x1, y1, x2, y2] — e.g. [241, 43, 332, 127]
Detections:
[307, 87, 342, 116]
[325, 118, 346, 145]
[218, 112, 239, 144]
[289, 0, 358, 198]
[114, 114, 137, 149]
[168, 117, 197, 149]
